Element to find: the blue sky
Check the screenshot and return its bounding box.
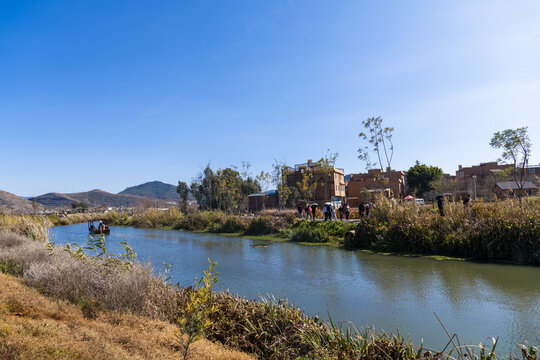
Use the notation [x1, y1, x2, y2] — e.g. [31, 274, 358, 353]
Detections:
[1, 0, 539, 196]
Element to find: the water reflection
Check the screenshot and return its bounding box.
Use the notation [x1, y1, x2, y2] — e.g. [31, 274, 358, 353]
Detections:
[50, 224, 540, 353]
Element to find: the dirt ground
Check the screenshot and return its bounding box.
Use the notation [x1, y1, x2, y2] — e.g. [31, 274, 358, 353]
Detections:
[0, 272, 253, 360]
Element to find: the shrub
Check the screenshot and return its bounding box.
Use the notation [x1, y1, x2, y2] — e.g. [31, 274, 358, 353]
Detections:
[209, 217, 247, 233]
[290, 228, 329, 243]
[291, 220, 353, 238]
[245, 216, 279, 235]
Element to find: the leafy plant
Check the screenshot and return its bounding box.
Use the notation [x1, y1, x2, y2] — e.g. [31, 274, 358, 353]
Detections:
[176, 259, 219, 360]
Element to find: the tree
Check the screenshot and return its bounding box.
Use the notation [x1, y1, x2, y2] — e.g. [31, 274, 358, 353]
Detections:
[272, 160, 291, 210]
[315, 149, 339, 202]
[176, 181, 190, 211]
[358, 116, 394, 171]
[71, 201, 88, 212]
[296, 171, 316, 202]
[256, 171, 272, 192]
[32, 199, 40, 215]
[406, 161, 443, 197]
[490, 127, 532, 206]
[189, 164, 261, 212]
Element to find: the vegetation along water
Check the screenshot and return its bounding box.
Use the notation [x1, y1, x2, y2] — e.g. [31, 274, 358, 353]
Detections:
[49, 223, 540, 355]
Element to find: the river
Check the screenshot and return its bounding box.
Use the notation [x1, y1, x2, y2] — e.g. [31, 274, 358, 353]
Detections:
[50, 223, 540, 354]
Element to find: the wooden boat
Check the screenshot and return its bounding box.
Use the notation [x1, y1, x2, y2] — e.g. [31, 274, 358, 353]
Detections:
[88, 221, 110, 235]
[90, 229, 110, 235]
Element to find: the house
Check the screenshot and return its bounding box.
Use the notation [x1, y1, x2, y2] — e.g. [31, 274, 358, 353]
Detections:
[456, 162, 512, 182]
[346, 168, 406, 200]
[492, 181, 538, 199]
[248, 190, 279, 212]
[284, 159, 345, 204]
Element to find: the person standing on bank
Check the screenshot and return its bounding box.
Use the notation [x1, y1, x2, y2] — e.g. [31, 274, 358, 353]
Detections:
[311, 204, 318, 220]
[437, 196, 445, 216]
[359, 201, 365, 217]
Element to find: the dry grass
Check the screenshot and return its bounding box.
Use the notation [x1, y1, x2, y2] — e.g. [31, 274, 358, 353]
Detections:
[0, 215, 51, 242]
[0, 272, 253, 360]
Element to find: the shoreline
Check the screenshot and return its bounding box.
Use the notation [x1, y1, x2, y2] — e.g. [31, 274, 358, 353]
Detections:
[44, 206, 540, 266]
[54, 222, 473, 263]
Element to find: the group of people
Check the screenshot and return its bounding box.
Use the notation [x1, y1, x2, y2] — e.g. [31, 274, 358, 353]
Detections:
[89, 220, 109, 232]
[297, 202, 351, 221]
[358, 201, 374, 217]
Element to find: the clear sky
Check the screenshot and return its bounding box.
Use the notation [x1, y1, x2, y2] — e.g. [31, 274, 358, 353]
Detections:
[1, 0, 539, 196]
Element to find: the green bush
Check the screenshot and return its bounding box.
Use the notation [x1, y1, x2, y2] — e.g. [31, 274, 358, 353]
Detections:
[208, 217, 247, 233]
[291, 220, 353, 238]
[245, 216, 279, 235]
[290, 228, 329, 243]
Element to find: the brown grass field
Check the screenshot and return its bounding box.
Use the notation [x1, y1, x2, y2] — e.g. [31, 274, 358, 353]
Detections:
[0, 272, 253, 360]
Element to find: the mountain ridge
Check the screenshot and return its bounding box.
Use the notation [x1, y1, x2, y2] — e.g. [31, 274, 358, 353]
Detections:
[31, 189, 151, 208]
[0, 190, 41, 213]
[119, 181, 180, 200]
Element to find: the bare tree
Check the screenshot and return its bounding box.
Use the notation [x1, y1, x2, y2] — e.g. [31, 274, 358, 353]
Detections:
[358, 116, 394, 171]
[490, 127, 532, 207]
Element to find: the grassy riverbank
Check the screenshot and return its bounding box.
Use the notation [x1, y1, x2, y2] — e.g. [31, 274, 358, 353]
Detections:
[3, 217, 536, 359]
[50, 209, 355, 244]
[47, 198, 540, 265]
[345, 198, 540, 265]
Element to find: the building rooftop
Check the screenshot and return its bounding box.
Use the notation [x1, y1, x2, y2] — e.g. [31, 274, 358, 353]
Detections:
[494, 181, 538, 190]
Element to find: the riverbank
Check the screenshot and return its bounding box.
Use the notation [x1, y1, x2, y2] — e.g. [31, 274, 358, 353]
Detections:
[2, 217, 538, 359]
[0, 229, 427, 360]
[48, 198, 540, 265]
[0, 271, 252, 360]
[344, 197, 540, 265]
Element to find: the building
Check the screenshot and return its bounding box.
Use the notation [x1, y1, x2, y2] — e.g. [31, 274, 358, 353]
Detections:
[492, 181, 538, 199]
[522, 163, 540, 179]
[248, 190, 279, 212]
[456, 162, 512, 182]
[284, 160, 345, 204]
[347, 168, 406, 201]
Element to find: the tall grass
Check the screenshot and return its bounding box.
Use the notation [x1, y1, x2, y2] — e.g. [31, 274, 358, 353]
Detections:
[0, 214, 51, 241]
[346, 198, 540, 264]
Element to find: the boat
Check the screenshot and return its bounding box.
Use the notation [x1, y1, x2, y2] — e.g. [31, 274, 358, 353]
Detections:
[88, 220, 110, 235]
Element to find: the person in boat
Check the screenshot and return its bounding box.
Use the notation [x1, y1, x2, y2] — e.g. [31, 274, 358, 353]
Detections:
[89, 223, 96, 232]
[98, 220, 105, 232]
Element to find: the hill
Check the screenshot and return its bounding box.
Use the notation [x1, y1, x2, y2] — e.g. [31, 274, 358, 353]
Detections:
[119, 181, 180, 200]
[32, 190, 151, 208]
[0, 190, 41, 213]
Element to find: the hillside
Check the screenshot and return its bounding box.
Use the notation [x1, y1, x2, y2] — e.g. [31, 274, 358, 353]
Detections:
[0, 272, 252, 360]
[119, 180, 180, 200]
[0, 190, 40, 213]
[32, 190, 150, 208]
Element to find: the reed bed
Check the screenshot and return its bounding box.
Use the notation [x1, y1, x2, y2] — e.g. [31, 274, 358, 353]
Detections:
[0, 214, 51, 241]
[346, 198, 540, 264]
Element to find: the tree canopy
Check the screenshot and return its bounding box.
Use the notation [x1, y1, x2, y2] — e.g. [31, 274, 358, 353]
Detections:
[490, 127, 532, 206]
[406, 161, 443, 197]
[188, 164, 261, 212]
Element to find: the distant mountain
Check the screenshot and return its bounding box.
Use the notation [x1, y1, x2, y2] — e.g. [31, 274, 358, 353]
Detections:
[0, 190, 41, 213]
[32, 190, 150, 208]
[119, 181, 180, 200]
